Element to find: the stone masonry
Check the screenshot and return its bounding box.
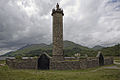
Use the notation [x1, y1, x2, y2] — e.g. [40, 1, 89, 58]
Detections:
[52, 3, 64, 61]
[6, 58, 37, 69]
[6, 56, 113, 70]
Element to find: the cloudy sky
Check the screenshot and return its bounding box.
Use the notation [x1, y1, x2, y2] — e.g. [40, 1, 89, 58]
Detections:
[0, 0, 120, 51]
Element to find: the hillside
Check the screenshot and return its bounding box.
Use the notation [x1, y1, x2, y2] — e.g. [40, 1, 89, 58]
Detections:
[100, 44, 120, 56]
[3, 42, 120, 57]
[92, 45, 104, 50]
[3, 43, 51, 57]
[3, 40, 96, 57]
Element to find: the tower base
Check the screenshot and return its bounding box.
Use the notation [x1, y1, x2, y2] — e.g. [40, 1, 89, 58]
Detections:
[52, 55, 64, 61]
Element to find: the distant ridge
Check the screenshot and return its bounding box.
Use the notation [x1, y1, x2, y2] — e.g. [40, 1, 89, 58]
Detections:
[92, 45, 104, 50]
[3, 40, 94, 57]
[2, 42, 120, 57]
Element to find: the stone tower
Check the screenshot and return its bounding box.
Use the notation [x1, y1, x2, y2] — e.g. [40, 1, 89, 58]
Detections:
[51, 3, 64, 61]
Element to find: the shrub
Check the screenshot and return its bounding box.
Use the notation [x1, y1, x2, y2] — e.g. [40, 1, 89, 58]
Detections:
[15, 55, 22, 60]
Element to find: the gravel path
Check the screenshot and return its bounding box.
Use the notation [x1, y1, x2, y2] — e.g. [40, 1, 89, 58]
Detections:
[103, 66, 120, 69]
[91, 64, 120, 72]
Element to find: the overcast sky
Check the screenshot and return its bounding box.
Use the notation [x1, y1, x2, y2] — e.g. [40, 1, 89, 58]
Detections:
[0, 0, 120, 49]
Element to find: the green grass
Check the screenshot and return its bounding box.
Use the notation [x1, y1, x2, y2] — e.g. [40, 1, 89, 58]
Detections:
[114, 57, 120, 60]
[114, 60, 120, 63]
[0, 60, 5, 64]
[0, 65, 120, 80]
[114, 57, 120, 63]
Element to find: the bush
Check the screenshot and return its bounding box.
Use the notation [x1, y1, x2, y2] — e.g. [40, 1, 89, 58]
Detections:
[15, 55, 22, 60]
[33, 56, 38, 59]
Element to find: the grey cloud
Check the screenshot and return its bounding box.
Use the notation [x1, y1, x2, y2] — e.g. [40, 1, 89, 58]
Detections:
[61, 0, 120, 47]
[0, 0, 59, 48]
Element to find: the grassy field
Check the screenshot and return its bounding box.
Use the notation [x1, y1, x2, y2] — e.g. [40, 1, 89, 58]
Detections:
[114, 57, 120, 63]
[0, 60, 6, 64]
[0, 65, 120, 80]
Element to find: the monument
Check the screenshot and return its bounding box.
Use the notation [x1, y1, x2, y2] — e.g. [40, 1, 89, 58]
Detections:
[6, 3, 113, 70]
[51, 3, 64, 61]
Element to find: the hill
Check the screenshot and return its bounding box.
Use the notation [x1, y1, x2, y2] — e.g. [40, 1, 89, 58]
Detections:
[3, 40, 96, 57]
[92, 45, 104, 50]
[100, 44, 120, 56]
[3, 43, 51, 57]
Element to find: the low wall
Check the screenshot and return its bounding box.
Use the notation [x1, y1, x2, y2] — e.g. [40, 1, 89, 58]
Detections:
[104, 57, 113, 65]
[50, 61, 81, 70]
[6, 58, 37, 69]
[6, 57, 113, 70]
[87, 59, 99, 68]
[50, 57, 113, 70]
[50, 58, 99, 70]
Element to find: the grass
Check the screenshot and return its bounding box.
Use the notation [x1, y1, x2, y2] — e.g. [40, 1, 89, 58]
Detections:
[114, 60, 120, 63]
[0, 60, 5, 64]
[0, 65, 120, 80]
[114, 57, 120, 63]
[114, 57, 120, 60]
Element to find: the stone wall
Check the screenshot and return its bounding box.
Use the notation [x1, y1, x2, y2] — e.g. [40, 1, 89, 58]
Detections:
[50, 57, 113, 70]
[6, 57, 113, 70]
[6, 58, 37, 69]
[50, 58, 99, 70]
[79, 59, 88, 69]
[86, 59, 99, 68]
[50, 61, 81, 70]
[104, 57, 113, 65]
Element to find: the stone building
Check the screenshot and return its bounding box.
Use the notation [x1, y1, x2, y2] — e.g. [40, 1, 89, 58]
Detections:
[6, 3, 113, 70]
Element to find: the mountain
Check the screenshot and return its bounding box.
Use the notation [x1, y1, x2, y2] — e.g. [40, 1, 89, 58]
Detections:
[0, 49, 13, 56]
[4, 41, 119, 57]
[3, 40, 96, 57]
[100, 44, 120, 56]
[3, 43, 51, 57]
[63, 40, 89, 49]
[63, 40, 96, 57]
[92, 45, 104, 50]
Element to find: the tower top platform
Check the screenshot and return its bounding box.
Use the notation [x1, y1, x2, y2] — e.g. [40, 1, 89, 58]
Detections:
[52, 3, 64, 16]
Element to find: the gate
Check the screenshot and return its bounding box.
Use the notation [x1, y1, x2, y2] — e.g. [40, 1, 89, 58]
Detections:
[38, 54, 50, 70]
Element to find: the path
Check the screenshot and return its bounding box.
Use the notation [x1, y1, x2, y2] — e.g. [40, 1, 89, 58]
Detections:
[91, 62, 120, 72]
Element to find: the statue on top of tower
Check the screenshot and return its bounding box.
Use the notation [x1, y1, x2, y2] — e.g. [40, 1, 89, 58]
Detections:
[56, 3, 59, 10]
[52, 3, 64, 16]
